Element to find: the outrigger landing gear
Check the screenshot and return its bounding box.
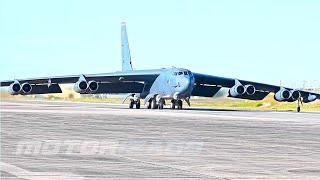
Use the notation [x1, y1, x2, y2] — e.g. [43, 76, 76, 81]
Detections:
[297, 106, 301, 113]
[297, 98, 302, 113]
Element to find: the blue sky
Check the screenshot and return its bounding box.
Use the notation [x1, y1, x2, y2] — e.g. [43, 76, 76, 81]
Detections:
[1, 0, 319, 88]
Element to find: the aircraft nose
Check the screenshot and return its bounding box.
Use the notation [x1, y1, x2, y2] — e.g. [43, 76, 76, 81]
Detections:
[179, 76, 191, 92]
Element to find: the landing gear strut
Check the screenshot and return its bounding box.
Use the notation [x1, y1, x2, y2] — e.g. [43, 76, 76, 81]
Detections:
[297, 98, 302, 113]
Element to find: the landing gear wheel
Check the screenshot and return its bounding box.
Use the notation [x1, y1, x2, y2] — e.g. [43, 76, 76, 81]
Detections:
[136, 100, 141, 109]
[129, 100, 134, 109]
[158, 99, 164, 109]
[171, 100, 176, 109]
[147, 101, 151, 109]
[177, 100, 183, 110]
[151, 98, 158, 109]
[297, 98, 302, 113]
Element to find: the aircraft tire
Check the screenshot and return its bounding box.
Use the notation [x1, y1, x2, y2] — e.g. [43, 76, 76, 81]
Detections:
[151, 98, 158, 109]
[147, 101, 151, 109]
[136, 100, 141, 109]
[177, 100, 183, 110]
[129, 100, 134, 109]
[171, 100, 175, 109]
[158, 100, 164, 109]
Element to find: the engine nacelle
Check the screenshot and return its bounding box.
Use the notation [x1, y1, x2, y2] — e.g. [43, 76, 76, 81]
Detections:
[290, 90, 301, 101]
[88, 81, 99, 92]
[73, 80, 88, 93]
[303, 94, 317, 103]
[21, 83, 32, 94]
[229, 84, 245, 97]
[245, 84, 255, 95]
[8, 82, 21, 95]
[74, 80, 99, 93]
[274, 88, 291, 102]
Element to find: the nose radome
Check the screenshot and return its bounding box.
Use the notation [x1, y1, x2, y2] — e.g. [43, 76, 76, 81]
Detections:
[180, 77, 190, 91]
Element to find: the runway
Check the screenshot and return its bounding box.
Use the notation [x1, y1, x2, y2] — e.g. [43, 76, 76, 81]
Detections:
[1, 100, 320, 179]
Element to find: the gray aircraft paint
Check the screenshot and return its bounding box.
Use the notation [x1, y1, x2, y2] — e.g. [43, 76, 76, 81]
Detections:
[144, 68, 195, 103]
[0, 23, 319, 110]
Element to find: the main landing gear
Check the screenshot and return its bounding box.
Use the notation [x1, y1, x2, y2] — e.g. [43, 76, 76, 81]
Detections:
[146, 98, 165, 109]
[146, 97, 184, 110]
[129, 95, 141, 109]
[171, 99, 183, 110]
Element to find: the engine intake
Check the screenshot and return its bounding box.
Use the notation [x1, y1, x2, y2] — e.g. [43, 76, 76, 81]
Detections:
[229, 84, 245, 97]
[88, 81, 99, 92]
[245, 84, 255, 95]
[274, 88, 291, 102]
[290, 90, 301, 101]
[8, 82, 21, 95]
[21, 83, 32, 94]
[74, 80, 99, 93]
[74, 80, 88, 93]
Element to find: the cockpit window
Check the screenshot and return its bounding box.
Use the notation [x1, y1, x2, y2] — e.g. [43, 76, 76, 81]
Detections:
[174, 71, 188, 76]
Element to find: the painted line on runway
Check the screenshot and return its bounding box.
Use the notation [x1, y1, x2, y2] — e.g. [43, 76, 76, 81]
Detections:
[0, 161, 84, 180]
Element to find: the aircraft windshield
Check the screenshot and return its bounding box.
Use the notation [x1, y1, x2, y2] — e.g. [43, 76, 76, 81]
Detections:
[174, 71, 189, 76]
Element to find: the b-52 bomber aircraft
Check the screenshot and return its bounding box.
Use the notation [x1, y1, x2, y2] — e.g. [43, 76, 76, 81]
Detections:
[1, 23, 319, 112]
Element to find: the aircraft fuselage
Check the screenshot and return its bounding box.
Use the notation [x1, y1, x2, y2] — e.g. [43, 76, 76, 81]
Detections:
[148, 67, 195, 100]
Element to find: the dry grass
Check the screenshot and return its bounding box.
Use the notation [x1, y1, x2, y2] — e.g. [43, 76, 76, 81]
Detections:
[1, 89, 319, 112]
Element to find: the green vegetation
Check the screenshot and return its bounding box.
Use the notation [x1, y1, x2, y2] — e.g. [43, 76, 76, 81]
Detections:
[191, 96, 320, 112]
[1, 91, 319, 112]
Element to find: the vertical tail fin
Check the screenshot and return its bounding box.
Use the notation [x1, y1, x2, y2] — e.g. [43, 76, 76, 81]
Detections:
[121, 22, 133, 71]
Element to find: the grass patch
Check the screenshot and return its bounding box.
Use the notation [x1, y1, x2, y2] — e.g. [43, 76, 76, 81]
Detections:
[1, 91, 319, 112]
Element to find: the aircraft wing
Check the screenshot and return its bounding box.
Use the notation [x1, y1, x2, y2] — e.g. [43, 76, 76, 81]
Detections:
[193, 73, 320, 102]
[0, 70, 161, 95]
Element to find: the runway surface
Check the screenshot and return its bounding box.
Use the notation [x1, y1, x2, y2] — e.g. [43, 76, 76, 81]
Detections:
[1, 100, 320, 179]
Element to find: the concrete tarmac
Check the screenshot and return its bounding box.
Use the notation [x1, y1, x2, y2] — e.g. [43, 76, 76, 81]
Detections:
[1, 100, 320, 179]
